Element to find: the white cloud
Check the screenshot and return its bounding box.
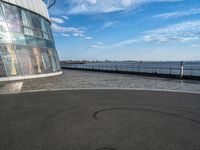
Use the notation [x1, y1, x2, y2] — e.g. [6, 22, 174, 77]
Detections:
[102, 21, 117, 29]
[62, 16, 70, 20]
[50, 17, 64, 24]
[73, 33, 85, 37]
[90, 45, 104, 49]
[61, 33, 70, 37]
[51, 23, 92, 40]
[66, 0, 182, 14]
[154, 8, 200, 19]
[51, 23, 84, 34]
[114, 39, 140, 47]
[85, 36, 93, 40]
[110, 20, 200, 48]
[191, 44, 200, 47]
[143, 20, 200, 43]
[90, 42, 104, 49]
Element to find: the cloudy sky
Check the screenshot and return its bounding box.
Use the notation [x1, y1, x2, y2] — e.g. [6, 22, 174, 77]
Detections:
[47, 0, 200, 61]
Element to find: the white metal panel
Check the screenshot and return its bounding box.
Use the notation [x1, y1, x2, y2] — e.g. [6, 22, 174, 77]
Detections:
[1, 0, 8, 3]
[42, 2, 50, 19]
[15, 0, 23, 7]
[8, 0, 16, 4]
[32, 0, 37, 14]
[36, 0, 42, 17]
[41, 2, 46, 19]
[28, 0, 34, 12]
[27, 0, 34, 12]
[21, 0, 29, 10]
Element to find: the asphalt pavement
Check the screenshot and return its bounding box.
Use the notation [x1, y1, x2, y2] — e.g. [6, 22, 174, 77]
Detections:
[0, 90, 200, 150]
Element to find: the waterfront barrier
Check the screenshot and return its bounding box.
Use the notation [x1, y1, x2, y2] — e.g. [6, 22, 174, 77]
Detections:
[61, 63, 200, 80]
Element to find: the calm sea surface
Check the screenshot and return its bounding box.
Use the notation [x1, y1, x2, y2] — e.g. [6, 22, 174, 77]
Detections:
[66, 61, 200, 76]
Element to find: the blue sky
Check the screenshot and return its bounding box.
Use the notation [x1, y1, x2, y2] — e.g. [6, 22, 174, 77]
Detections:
[48, 0, 200, 61]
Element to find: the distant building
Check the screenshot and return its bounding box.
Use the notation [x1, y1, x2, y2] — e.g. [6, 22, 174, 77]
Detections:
[0, 0, 62, 82]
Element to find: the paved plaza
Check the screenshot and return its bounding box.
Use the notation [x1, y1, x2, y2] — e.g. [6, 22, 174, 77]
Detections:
[0, 69, 200, 94]
[0, 70, 200, 149]
[0, 90, 200, 150]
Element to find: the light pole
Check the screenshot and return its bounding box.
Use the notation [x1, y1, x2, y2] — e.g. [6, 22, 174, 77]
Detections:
[43, 0, 57, 9]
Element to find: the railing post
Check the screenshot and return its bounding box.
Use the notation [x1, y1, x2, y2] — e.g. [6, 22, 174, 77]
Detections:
[180, 62, 184, 80]
[115, 65, 118, 71]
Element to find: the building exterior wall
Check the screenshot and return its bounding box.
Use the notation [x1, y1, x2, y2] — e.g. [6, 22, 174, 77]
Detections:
[0, 0, 62, 81]
[1, 0, 49, 20]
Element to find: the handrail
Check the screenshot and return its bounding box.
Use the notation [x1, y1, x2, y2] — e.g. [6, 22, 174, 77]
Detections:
[62, 63, 200, 77]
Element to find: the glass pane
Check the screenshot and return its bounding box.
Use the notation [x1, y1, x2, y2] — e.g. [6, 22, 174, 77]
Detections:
[15, 45, 34, 75]
[43, 32, 49, 40]
[48, 49, 57, 72]
[46, 20, 54, 41]
[23, 27, 34, 36]
[7, 23, 22, 32]
[40, 48, 52, 72]
[41, 18, 47, 32]
[2, 3, 21, 24]
[1, 43, 15, 54]
[37, 38, 46, 47]
[11, 33, 26, 45]
[0, 44, 21, 76]
[45, 20, 51, 33]
[52, 48, 59, 58]
[55, 56, 61, 70]
[31, 13, 41, 29]
[28, 47, 44, 74]
[34, 29, 43, 38]
[0, 53, 6, 77]
[45, 40, 53, 48]
[25, 35, 37, 46]
[20, 9, 33, 27]
[0, 21, 12, 43]
[0, 3, 5, 21]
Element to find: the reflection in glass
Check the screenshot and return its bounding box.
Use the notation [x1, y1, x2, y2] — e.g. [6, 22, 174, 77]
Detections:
[11, 33, 26, 45]
[48, 49, 57, 72]
[19, 9, 34, 36]
[0, 53, 6, 77]
[0, 1, 61, 78]
[37, 38, 46, 47]
[0, 44, 21, 76]
[23, 27, 34, 36]
[55, 56, 61, 70]
[0, 21, 12, 43]
[31, 13, 41, 29]
[15, 45, 34, 75]
[40, 48, 52, 72]
[35, 29, 43, 38]
[20, 9, 33, 27]
[25, 35, 37, 46]
[28, 47, 44, 74]
[0, 3, 5, 21]
[41, 18, 47, 32]
[2, 3, 21, 24]
[7, 23, 22, 33]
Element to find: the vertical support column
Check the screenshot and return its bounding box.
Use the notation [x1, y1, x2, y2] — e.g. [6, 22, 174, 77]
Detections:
[180, 62, 184, 80]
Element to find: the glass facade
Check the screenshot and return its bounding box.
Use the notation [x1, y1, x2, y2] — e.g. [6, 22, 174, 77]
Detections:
[0, 1, 61, 78]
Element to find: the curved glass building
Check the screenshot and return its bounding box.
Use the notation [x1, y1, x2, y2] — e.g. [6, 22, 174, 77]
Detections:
[0, 0, 62, 82]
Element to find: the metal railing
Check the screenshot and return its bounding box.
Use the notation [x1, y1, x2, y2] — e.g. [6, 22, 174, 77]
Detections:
[62, 63, 200, 78]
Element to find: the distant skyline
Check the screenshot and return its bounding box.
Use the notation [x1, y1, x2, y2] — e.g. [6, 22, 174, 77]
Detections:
[48, 0, 200, 61]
